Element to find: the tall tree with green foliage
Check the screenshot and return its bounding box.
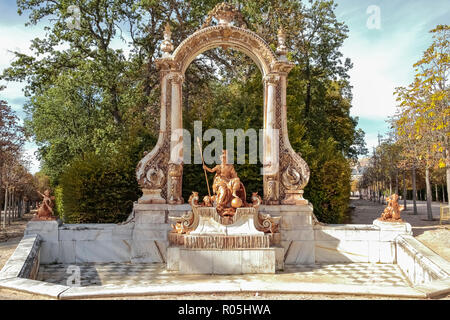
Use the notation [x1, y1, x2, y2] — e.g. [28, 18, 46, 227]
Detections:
[2, 0, 367, 223]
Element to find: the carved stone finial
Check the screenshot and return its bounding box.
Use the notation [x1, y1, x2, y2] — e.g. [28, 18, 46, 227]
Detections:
[276, 27, 288, 61]
[215, 2, 237, 26]
[202, 2, 247, 29]
[161, 23, 174, 57]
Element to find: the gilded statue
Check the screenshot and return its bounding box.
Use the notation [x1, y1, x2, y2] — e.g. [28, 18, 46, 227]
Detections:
[202, 150, 246, 216]
[35, 189, 56, 220]
[379, 194, 404, 222]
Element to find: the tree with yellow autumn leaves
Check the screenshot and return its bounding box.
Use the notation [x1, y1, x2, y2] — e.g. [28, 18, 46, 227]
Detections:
[394, 25, 449, 215]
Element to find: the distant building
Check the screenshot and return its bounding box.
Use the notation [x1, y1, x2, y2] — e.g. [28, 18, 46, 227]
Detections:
[351, 158, 370, 197]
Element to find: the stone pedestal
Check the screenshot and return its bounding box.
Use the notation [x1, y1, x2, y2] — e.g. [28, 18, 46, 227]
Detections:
[260, 204, 316, 265]
[24, 219, 62, 264]
[281, 190, 308, 205]
[373, 219, 412, 264]
[167, 247, 280, 274]
[167, 206, 283, 274]
[372, 219, 412, 234]
[138, 188, 166, 204]
[130, 203, 190, 263]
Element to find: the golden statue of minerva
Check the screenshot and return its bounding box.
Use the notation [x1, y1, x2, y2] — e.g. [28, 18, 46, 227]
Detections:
[202, 150, 247, 216]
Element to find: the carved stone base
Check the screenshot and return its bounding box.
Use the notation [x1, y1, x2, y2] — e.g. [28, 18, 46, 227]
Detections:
[167, 247, 281, 274]
[138, 188, 166, 204]
[281, 190, 308, 205]
[31, 216, 58, 221]
[167, 198, 184, 205]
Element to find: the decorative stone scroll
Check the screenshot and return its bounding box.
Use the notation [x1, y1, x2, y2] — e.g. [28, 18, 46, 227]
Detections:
[136, 2, 310, 205]
[168, 205, 280, 250]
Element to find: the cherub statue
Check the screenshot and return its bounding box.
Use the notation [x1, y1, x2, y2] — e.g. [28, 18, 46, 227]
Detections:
[202, 195, 214, 207]
[188, 191, 199, 207]
[35, 189, 56, 220]
[251, 192, 262, 209]
[380, 194, 404, 222]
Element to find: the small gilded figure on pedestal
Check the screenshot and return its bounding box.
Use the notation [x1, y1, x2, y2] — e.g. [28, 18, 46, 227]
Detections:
[379, 194, 404, 222]
[34, 189, 56, 221]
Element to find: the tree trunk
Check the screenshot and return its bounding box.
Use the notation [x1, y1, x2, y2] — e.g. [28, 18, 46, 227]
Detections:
[395, 170, 399, 195]
[2, 187, 7, 229]
[12, 196, 15, 220]
[6, 189, 9, 226]
[373, 182, 378, 202]
[389, 177, 392, 196]
[435, 183, 439, 202]
[378, 181, 381, 202]
[443, 184, 446, 203]
[425, 166, 433, 220]
[412, 165, 418, 215]
[403, 170, 407, 210]
[8, 189, 13, 225]
[18, 198, 21, 219]
[447, 151, 450, 207]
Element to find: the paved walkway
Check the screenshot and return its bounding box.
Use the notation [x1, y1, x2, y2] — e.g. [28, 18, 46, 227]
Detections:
[35, 262, 424, 299]
[38, 263, 410, 288]
[350, 198, 445, 229]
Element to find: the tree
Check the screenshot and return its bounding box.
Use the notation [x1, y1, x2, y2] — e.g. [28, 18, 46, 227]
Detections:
[0, 87, 25, 187]
[395, 25, 449, 210]
[392, 106, 422, 215]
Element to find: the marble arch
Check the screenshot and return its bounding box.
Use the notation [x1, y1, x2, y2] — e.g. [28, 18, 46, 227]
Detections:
[136, 3, 310, 206]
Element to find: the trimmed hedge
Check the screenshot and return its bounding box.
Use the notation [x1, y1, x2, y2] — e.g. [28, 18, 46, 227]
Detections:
[58, 152, 140, 223]
[303, 138, 352, 224]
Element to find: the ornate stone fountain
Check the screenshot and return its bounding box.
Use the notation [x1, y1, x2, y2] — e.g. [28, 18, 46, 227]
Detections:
[167, 150, 282, 274]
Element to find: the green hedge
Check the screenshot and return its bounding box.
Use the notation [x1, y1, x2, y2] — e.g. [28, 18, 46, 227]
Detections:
[58, 152, 140, 223]
[54, 185, 64, 219]
[303, 138, 352, 224]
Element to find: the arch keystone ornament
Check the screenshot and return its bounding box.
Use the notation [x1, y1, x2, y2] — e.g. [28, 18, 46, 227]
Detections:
[136, 2, 310, 205]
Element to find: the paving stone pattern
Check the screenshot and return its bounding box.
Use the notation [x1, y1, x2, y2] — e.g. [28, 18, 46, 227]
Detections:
[38, 263, 411, 288]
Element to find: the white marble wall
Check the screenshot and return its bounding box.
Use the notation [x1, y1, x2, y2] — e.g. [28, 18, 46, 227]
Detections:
[23, 204, 191, 264]
[396, 235, 450, 285]
[23, 204, 415, 266]
[260, 204, 316, 265]
[314, 220, 412, 264]
[0, 234, 41, 280]
[174, 248, 276, 274]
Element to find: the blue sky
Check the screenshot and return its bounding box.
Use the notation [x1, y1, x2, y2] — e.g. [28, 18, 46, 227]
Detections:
[334, 0, 449, 151]
[0, 0, 449, 173]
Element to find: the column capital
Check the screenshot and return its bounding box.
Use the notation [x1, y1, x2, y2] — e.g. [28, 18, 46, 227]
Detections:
[168, 72, 185, 84]
[270, 61, 295, 74]
[263, 74, 281, 85]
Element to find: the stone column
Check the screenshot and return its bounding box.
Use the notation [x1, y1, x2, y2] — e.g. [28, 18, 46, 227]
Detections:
[263, 74, 280, 204]
[167, 72, 184, 204]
